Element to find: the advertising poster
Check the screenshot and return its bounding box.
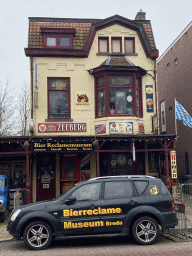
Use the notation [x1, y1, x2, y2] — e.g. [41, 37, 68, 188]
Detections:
[146, 85, 154, 112]
[95, 124, 106, 134]
[109, 122, 133, 134]
[38, 123, 87, 133]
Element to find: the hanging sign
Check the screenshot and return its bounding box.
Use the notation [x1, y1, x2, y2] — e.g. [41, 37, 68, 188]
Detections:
[170, 150, 177, 179]
[38, 123, 87, 133]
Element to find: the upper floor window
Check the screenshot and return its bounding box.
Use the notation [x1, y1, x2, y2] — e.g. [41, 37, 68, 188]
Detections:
[41, 28, 75, 49]
[48, 78, 70, 119]
[111, 38, 122, 53]
[98, 37, 109, 53]
[125, 38, 135, 53]
[98, 37, 135, 54]
[96, 73, 142, 118]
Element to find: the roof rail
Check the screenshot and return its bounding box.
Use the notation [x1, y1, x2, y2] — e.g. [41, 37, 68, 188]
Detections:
[89, 175, 155, 181]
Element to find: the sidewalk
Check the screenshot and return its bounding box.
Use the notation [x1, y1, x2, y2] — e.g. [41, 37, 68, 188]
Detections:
[0, 211, 13, 242]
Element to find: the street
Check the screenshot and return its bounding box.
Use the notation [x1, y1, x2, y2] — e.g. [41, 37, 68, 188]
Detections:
[1, 235, 192, 256]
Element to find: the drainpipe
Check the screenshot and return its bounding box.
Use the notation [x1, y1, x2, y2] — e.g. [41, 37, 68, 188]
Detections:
[30, 57, 33, 120]
[154, 61, 158, 117]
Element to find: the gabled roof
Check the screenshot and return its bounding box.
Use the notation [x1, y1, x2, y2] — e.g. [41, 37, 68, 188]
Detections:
[25, 14, 159, 59]
[157, 21, 192, 62]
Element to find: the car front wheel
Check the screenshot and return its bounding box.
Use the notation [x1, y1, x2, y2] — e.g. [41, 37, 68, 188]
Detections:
[23, 221, 52, 250]
[132, 216, 159, 245]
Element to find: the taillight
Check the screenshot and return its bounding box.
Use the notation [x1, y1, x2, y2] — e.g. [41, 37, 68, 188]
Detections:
[170, 197, 175, 211]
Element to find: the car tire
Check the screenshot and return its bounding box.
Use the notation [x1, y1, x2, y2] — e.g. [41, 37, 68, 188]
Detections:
[23, 221, 52, 250]
[132, 216, 159, 245]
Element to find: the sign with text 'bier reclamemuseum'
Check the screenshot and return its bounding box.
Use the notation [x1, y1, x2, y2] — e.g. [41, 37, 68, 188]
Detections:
[31, 141, 93, 152]
[38, 123, 87, 133]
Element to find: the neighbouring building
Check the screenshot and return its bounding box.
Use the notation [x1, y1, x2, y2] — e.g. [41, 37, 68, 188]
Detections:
[0, 11, 177, 204]
[157, 21, 192, 182]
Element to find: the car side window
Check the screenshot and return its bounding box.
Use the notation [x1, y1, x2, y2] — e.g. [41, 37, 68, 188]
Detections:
[104, 181, 133, 200]
[134, 181, 148, 195]
[71, 183, 101, 201]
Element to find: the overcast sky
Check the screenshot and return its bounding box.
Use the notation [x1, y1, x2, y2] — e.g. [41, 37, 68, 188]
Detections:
[1, 0, 192, 90]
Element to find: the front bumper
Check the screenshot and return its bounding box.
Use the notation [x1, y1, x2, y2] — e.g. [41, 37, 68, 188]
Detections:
[7, 220, 21, 240]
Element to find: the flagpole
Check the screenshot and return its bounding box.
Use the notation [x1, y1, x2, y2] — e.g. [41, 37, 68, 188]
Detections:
[175, 98, 177, 141]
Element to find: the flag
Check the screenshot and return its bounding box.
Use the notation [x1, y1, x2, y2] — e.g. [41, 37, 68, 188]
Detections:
[175, 100, 192, 128]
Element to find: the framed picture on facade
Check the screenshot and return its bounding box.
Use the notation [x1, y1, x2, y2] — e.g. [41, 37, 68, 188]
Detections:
[160, 101, 166, 133]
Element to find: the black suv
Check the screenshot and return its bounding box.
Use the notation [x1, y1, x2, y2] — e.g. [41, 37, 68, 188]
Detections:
[7, 176, 177, 250]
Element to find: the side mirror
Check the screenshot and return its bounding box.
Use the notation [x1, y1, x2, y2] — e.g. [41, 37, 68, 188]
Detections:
[66, 197, 76, 205]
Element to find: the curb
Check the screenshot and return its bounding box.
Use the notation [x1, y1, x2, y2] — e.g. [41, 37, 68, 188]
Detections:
[0, 237, 13, 243]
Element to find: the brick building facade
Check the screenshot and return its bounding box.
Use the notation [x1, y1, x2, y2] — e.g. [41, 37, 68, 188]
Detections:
[157, 21, 192, 181]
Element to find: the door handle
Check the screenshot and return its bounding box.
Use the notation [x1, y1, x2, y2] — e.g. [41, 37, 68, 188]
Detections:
[130, 200, 138, 205]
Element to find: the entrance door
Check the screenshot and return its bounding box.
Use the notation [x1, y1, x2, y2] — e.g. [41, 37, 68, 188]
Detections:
[36, 154, 56, 201]
[61, 155, 80, 194]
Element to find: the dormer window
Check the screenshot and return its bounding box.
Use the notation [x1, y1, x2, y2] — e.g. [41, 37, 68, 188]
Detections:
[41, 28, 76, 49]
[111, 38, 122, 53]
[125, 38, 135, 53]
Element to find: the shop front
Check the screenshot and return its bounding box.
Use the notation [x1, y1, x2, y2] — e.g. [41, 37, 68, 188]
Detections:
[30, 138, 94, 202]
[0, 134, 177, 204]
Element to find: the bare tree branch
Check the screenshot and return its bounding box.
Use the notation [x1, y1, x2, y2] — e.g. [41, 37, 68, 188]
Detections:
[0, 81, 15, 136]
[17, 82, 30, 136]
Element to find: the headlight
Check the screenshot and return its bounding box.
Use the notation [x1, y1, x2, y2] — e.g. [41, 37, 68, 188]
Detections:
[0, 200, 3, 206]
[10, 209, 21, 221]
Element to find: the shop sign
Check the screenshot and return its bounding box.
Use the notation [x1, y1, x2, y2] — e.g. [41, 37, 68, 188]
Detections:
[170, 150, 177, 179]
[109, 122, 133, 134]
[31, 141, 93, 152]
[95, 124, 106, 134]
[38, 123, 87, 133]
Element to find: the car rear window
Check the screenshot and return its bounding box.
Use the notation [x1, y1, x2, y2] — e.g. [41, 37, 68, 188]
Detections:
[134, 181, 148, 195]
[104, 181, 133, 199]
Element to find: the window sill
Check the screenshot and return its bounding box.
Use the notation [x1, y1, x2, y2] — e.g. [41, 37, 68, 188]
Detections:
[45, 118, 73, 122]
[96, 53, 138, 56]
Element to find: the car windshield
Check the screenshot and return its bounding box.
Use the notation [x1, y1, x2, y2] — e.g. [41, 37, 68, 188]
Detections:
[0, 179, 4, 188]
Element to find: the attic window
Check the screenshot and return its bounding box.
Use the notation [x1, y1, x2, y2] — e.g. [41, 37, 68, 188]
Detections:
[125, 38, 135, 53]
[112, 38, 122, 53]
[98, 37, 109, 53]
[41, 28, 76, 49]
